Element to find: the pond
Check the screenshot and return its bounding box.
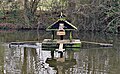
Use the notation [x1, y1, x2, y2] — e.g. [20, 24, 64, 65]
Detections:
[0, 30, 120, 74]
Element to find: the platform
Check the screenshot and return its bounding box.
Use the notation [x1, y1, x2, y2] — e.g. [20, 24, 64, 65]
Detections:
[42, 39, 81, 49]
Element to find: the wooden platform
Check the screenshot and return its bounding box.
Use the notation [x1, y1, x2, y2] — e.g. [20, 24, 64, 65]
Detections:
[42, 39, 81, 49]
[9, 42, 40, 48]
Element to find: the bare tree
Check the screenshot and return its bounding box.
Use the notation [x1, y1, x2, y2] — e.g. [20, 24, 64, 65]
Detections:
[24, 0, 40, 28]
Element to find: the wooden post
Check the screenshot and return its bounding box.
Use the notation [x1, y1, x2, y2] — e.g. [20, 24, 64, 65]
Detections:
[56, 43, 65, 58]
[60, 35, 63, 40]
[70, 31, 72, 41]
[51, 50, 54, 59]
[52, 31, 54, 40]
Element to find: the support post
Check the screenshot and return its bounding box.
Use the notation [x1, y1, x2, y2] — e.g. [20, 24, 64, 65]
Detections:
[60, 35, 63, 40]
[52, 31, 54, 40]
[69, 31, 72, 41]
[51, 50, 54, 59]
[56, 43, 65, 58]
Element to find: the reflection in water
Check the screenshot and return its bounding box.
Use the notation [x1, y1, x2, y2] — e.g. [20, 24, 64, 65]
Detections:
[2, 43, 120, 74]
[0, 30, 49, 42]
[4, 45, 57, 74]
[0, 43, 4, 73]
[0, 31, 120, 74]
[46, 50, 76, 74]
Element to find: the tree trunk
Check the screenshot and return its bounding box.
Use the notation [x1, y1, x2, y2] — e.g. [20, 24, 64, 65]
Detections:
[24, 0, 40, 28]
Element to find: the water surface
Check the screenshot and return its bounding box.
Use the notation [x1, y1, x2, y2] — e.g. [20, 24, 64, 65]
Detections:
[0, 30, 120, 74]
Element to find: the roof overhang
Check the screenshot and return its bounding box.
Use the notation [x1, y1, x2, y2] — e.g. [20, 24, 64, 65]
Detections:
[46, 18, 77, 31]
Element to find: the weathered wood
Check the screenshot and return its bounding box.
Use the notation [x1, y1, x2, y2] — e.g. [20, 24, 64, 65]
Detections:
[59, 43, 63, 50]
[9, 42, 40, 48]
[81, 41, 113, 47]
[56, 43, 65, 52]
[42, 39, 81, 44]
[42, 39, 81, 49]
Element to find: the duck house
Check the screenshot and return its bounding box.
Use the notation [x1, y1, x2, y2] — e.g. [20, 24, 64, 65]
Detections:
[42, 13, 81, 50]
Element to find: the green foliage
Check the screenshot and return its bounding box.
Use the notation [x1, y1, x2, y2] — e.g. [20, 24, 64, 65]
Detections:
[0, 0, 119, 32]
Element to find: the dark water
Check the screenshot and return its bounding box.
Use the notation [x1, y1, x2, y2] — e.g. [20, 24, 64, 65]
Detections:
[0, 30, 120, 74]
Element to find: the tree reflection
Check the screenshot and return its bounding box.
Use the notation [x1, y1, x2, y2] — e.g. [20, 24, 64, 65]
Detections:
[0, 44, 4, 74]
[21, 47, 27, 74]
[3, 39, 120, 74]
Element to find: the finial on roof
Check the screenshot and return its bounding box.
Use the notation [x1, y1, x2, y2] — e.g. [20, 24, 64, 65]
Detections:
[60, 12, 63, 18]
[58, 12, 66, 18]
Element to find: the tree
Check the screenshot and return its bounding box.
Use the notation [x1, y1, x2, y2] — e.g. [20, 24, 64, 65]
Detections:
[103, 0, 120, 33]
[24, 0, 40, 28]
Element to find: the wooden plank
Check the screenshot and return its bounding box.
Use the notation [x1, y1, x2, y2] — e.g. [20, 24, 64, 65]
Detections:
[42, 39, 81, 44]
[81, 41, 113, 47]
[56, 43, 65, 52]
[59, 43, 63, 50]
[57, 31, 65, 35]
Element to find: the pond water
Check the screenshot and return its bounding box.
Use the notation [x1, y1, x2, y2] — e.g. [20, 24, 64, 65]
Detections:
[0, 30, 120, 74]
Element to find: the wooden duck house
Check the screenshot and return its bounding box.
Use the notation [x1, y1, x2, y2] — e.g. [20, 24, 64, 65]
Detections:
[42, 13, 81, 49]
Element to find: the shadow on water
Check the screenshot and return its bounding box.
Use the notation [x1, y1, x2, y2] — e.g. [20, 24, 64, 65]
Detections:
[0, 30, 120, 74]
